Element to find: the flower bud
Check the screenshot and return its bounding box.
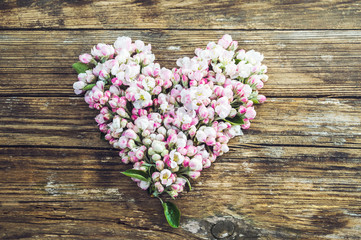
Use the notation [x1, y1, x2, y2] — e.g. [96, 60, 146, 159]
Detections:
[148, 147, 155, 156]
[152, 154, 161, 161]
[155, 161, 164, 171]
[154, 181, 164, 193]
[152, 140, 165, 153]
[142, 138, 152, 146]
[152, 172, 160, 182]
[161, 149, 169, 157]
[79, 53, 92, 64]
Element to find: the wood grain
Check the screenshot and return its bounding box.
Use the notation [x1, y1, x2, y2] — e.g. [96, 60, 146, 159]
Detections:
[1, 0, 361, 239]
[0, 97, 360, 149]
[0, 30, 360, 97]
[1, 145, 360, 239]
[0, 0, 360, 30]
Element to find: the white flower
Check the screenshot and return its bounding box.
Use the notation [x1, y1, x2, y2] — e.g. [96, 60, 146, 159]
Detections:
[142, 76, 156, 91]
[176, 132, 187, 148]
[236, 49, 246, 60]
[130, 87, 152, 109]
[73, 81, 86, 90]
[138, 180, 150, 190]
[123, 64, 140, 85]
[152, 140, 166, 153]
[114, 36, 132, 52]
[176, 57, 199, 75]
[245, 50, 264, 65]
[218, 50, 234, 65]
[176, 107, 195, 124]
[180, 85, 212, 111]
[135, 40, 145, 52]
[229, 125, 243, 137]
[115, 48, 130, 64]
[135, 116, 149, 130]
[160, 169, 173, 187]
[225, 62, 237, 77]
[237, 61, 252, 78]
[189, 155, 203, 171]
[169, 150, 184, 165]
[196, 126, 216, 142]
[215, 97, 232, 119]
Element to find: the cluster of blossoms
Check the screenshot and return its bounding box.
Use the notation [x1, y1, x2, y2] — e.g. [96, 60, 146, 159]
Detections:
[73, 35, 267, 200]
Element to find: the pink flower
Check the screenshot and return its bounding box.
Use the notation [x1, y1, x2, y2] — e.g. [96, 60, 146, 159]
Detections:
[257, 95, 267, 103]
[218, 34, 233, 49]
[123, 129, 138, 140]
[155, 182, 164, 193]
[188, 171, 201, 180]
[245, 107, 256, 120]
[79, 53, 92, 64]
[189, 155, 203, 171]
[152, 172, 160, 181]
[138, 181, 150, 190]
[155, 161, 164, 171]
[215, 97, 232, 119]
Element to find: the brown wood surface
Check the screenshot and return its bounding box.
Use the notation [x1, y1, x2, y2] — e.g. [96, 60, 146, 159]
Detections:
[1, 1, 361, 239]
[0, 0, 360, 30]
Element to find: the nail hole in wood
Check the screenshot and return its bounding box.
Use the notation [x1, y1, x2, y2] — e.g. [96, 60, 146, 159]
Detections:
[211, 220, 235, 239]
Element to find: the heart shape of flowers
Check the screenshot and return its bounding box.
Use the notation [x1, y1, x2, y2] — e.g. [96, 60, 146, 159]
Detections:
[72, 35, 267, 228]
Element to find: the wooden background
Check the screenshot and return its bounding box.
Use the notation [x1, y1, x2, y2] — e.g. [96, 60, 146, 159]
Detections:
[0, 1, 360, 239]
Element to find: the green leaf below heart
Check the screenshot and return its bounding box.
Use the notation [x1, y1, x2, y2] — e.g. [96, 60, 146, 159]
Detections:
[162, 201, 181, 228]
[121, 169, 149, 182]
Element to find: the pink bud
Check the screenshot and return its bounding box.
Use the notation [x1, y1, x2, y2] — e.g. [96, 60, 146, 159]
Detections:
[152, 86, 162, 95]
[121, 156, 130, 164]
[257, 95, 266, 103]
[156, 161, 164, 171]
[218, 135, 229, 144]
[189, 80, 198, 87]
[152, 172, 160, 181]
[188, 171, 201, 180]
[135, 150, 144, 160]
[99, 124, 107, 133]
[205, 137, 216, 146]
[187, 146, 197, 157]
[239, 106, 247, 114]
[245, 107, 256, 120]
[155, 182, 164, 193]
[123, 129, 138, 139]
[167, 134, 177, 144]
[241, 119, 251, 129]
[178, 147, 188, 156]
[79, 53, 92, 64]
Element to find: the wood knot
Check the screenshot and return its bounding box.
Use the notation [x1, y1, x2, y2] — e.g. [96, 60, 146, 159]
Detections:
[211, 220, 235, 239]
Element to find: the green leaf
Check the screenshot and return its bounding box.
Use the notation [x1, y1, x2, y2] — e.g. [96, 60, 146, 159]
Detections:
[72, 62, 90, 74]
[83, 84, 96, 90]
[225, 114, 245, 126]
[162, 201, 181, 228]
[121, 169, 149, 182]
[251, 97, 260, 104]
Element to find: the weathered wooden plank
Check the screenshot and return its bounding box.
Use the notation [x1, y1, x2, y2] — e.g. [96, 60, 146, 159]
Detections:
[0, 146, 360, 239]
[0, 97, 361, 148]
[0, 30, 360, 97]
[0, 0, 360, 30]
[0, 97, 360, 149]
